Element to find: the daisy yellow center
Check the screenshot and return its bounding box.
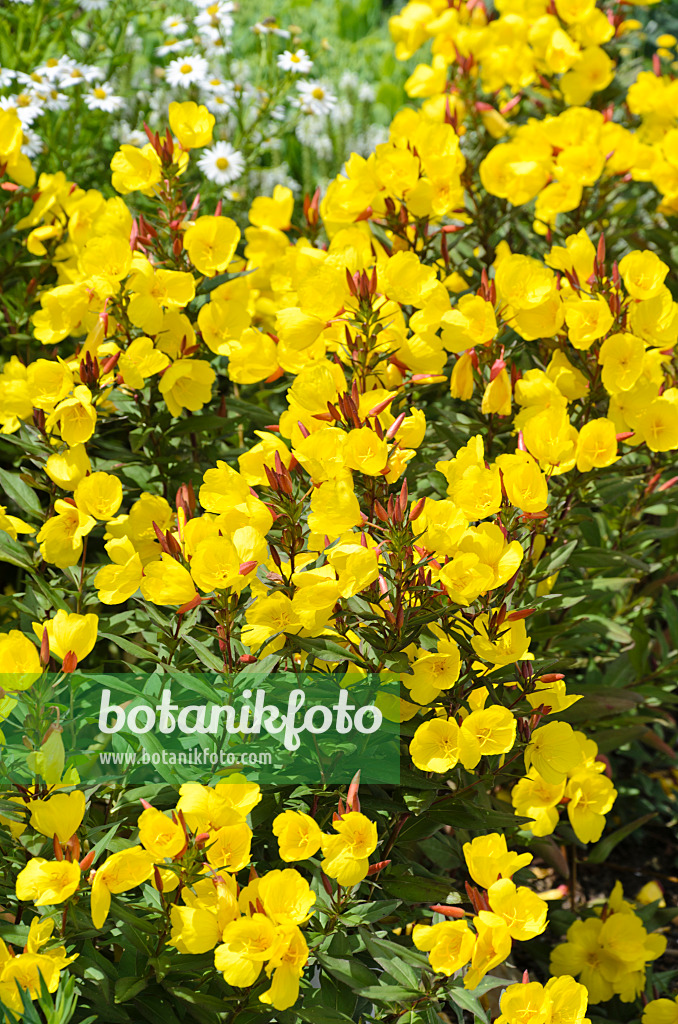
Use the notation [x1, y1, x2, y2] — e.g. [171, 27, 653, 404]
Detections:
[180, 63, 193, 74]
[216, 157, 230, 170]
[312, 87, 325, 99]
[291, 54, 301, 62]
[94, 87, 107, 99]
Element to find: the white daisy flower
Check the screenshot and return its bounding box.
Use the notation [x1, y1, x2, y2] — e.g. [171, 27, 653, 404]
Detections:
[197, 141, 245, 185]
[156, 37, 192, 57]
[252, 21, 290, 39]
[162, 14, 188, 34]
[0, 68, 16, 89]
[165, 54, 209, 88]
[204, 92, 235, 115]
[21, 128, 43, 157]
[296, 80, 336, 116]
[195, 4, 235, 33]
[83, 83, 124, 112]
[201, 74, 230, 94]
[277, 49, 313, 74]
[191, 0, 234, 9]
[358, 83, 376, 103]
[116, 122, 148, 146]
[34, 87, 69, 112]
[58, 62, 103, 87]
[0, 92, 42, 125]
[16, 70, 50, 88]
[34, 56, 72, 81]
[199, 33, 232, 57]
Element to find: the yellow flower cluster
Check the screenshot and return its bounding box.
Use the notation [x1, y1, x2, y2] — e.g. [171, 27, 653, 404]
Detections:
[414, 833, 548, 988]
[9, 780, 380, 1013]
[391, 0, 616, 103]
[514, 720, 617, 842]
[550, 882, 668, 1003]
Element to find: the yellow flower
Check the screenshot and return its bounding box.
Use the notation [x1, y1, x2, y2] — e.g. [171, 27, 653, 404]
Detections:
[259, 925, 309, 1011]
[410, 718, 461, 773]
[320, 811, 378, 885]
[619, 250, 669, 300]
[90, 846, 155, 929]
[45, 385, 97, 445]
[511, 768, 565, 836]
[16, 858, 81, 906]
[44, 444, 91, 490]
[258, 869, 316, 925]
[643, 998, 678, 1024]
[74, 471, 123, 521]
[183, 215, 240, 276]
[0, 631, 42, 692]
[565, 768, 617, 843]
[308, 478, 362, 539]
[412, 920, 475, 976]
[463, 833, 532, 890]
[139, 553, 197, 606]
[464, 911, 512, 989]
[32, 609, 98, 671]
[343, 426, 389, 476]
[205, 822, 253, 872]
[37, 498, 96, 568]
[215, 914, 278, 988]
[159, 358, 216, 417]
[462, 705, 516, 759]
[29, 790, 86, 844]
[138, 806, 186, 859]
[487, 878, 548, 941]
[169, 100, 214, 149]
[110, 143, 162, 195]
[524, 721, 581, 785]
[272, 810, 323, 861]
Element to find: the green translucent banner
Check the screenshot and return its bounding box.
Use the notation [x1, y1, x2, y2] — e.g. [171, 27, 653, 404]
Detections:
[0, 669, 401, 786]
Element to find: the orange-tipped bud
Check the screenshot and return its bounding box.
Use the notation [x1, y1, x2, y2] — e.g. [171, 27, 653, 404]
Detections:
[347, 769, 361, 813]
[62, 650, 78, 673]
[367, 860, 391, 876]
[40, 627, 50, 668]
[79, 849, 96, 872]
[430, 904, 465, 918]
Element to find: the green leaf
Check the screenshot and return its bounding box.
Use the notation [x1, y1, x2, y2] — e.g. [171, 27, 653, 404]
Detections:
[115, 975, 149, 1002]
[0, 530, 33, 569]
[316, 953, 379, 990]
[355, 984, 421, 1003]
[293, 635, 367, 667]
[586, 813, 657, 865]
[380, 876, 462, 905]
[362, 935, 420, 988]
[99, 632, 159, 663]
[181, 633, 224, 672]
[0, 468, 42, 517]
[297, 1008, 356, 1024]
